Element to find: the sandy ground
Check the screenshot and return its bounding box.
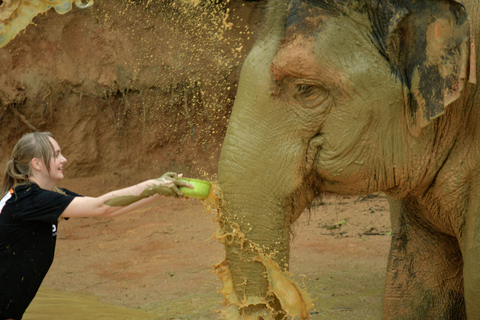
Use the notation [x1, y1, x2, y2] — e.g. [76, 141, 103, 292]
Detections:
[24, 174, 392, 319]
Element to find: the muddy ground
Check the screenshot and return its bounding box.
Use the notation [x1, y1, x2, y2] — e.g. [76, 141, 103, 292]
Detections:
[1, 1, 392, 319]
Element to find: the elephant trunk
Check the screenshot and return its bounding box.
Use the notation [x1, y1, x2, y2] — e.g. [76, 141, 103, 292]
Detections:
[214, 26, 317, 317]
[216, 126, 315, 319]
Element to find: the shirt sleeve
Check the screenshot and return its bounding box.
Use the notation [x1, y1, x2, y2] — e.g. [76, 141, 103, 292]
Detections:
[15, 186, 78, 223]
[60, 188, 83, 198]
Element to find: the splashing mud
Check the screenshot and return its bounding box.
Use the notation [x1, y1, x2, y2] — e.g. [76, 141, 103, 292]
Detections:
[206, 185, 315, 319]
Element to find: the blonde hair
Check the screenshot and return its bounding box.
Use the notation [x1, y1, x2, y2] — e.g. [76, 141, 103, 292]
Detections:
[1, 131, 57, 197]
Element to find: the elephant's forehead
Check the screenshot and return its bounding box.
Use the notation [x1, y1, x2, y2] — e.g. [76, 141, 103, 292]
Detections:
[285, 0, 333, 36]
[283, 0, 372, 39]
[272, 35, 331, 82]
[273, 13, 375, 83]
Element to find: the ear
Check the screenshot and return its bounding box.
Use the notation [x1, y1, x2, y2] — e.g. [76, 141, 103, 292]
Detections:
[30, 158, 43, 172]
[383, 1, 475, 137]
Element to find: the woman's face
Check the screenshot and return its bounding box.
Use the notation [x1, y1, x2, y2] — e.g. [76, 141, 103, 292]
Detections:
[47, 137, 67, 183]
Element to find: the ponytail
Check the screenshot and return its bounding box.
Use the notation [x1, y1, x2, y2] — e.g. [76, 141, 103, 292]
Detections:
[1, 157, 30, 197]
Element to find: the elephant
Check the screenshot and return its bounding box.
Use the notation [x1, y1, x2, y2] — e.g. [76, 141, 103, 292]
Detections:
[217, 0, 479, 319]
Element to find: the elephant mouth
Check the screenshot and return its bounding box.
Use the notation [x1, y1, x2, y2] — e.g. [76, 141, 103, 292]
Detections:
[287, 134, 325, 223]
[305, 133, 324, 174]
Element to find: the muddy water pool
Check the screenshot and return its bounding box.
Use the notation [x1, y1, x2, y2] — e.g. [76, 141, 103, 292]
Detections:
[24, 287, 158, 320]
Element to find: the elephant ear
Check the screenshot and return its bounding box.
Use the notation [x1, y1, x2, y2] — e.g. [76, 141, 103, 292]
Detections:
[380, 0, 475, 136]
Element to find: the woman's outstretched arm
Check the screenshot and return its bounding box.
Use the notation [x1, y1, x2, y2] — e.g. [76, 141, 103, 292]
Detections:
[61, 173, 192, 218]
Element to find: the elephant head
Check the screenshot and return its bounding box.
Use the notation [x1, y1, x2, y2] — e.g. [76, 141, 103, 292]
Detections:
[0, 0, 93, 48]
[217, 0, 477, 318]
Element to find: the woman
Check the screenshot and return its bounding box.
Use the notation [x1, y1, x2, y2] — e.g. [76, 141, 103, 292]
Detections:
[0, 131, 193, 320]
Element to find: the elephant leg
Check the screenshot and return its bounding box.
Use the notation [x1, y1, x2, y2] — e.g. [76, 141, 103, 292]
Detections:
[386, 197, 401, 232]
[383, 212, 465, 320]
[461, 208, 480, 318]
[463, 248, 480, 318]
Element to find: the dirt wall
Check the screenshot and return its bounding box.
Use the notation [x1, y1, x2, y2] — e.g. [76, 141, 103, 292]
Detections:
[0, 0, 265, 181]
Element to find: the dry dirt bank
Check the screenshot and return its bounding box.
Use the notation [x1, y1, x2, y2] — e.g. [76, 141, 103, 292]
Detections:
[0, 0, 266, 177]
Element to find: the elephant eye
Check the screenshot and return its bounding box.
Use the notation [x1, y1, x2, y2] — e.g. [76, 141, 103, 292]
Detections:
[296, 84, 314, 96]
[290, 80, 329, 108]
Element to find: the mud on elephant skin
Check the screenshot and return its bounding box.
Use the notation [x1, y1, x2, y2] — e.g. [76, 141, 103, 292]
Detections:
[217, 0, 480, 319]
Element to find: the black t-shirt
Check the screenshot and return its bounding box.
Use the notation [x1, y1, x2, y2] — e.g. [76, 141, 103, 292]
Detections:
[0, 183, 81, 319]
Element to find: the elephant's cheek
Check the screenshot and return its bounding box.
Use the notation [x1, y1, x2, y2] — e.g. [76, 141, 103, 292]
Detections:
[208, 190, 315, 319]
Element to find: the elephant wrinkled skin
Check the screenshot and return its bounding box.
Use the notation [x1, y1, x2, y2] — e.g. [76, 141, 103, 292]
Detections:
[217, 0, 480, 319]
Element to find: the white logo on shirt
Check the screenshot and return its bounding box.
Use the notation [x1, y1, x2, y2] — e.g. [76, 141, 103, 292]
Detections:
[0, 192, 12, 214]
[52, 224, 57, 236]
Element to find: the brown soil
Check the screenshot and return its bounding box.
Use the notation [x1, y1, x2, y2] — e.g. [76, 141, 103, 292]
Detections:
[1, 1, 392, 319]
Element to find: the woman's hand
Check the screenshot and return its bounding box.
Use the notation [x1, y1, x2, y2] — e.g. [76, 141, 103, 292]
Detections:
[153, 172, 193, 198]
